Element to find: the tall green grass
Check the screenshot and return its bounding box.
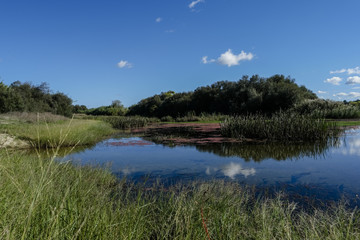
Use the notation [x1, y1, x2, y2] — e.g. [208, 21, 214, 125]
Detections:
[220, 112, 340, 141]
[1, 149, 359, 239]
[0, 119, 115, 148]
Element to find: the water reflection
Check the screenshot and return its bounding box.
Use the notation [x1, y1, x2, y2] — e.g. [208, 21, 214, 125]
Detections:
[59, 128, 360, 205]
[222, 162, 256, 179]
[195, 140, 339, 161]
[205, 163, 256, 179]
[338, 138, 360, 156]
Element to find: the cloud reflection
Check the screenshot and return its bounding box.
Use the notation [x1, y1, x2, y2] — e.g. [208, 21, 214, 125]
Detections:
[340, 138, 360, 156]
[206, 162, 256, 179]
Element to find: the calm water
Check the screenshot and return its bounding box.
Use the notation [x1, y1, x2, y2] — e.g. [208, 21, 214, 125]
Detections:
[63, 128, 360, 201]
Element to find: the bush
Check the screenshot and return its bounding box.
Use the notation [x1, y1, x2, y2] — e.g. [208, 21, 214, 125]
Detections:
[160, 115, 174, 122]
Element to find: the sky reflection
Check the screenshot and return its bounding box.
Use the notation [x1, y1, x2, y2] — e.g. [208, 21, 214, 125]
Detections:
[206, 162, 256, 179]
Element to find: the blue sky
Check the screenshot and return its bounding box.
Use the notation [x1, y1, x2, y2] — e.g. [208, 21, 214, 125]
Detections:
[1, 0, 359, 108]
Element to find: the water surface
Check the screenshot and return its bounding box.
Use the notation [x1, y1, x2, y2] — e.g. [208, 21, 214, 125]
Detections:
[63, 128, 360, 202]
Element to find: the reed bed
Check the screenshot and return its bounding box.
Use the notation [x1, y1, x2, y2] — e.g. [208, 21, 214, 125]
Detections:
[1, 149, 359, 239]
[220, 112, 340, 141]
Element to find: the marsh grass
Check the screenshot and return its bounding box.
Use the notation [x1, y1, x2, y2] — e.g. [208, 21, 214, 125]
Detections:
[0, 118, 115, 148]
[221, 112, 340, 141]
[1, 149, 360, 239]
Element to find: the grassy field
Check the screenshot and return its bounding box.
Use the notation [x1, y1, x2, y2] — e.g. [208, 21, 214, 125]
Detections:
[0, 114, 115, 148]
[1, 149, 359, 239]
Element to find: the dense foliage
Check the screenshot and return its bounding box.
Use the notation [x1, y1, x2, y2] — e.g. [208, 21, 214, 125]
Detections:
[127, 75, 317, 117]
[86, 100, 127, 116]
[0, 81, 73, 117]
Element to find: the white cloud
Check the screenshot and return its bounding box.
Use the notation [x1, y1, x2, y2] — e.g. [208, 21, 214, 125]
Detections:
[165, 29, 175, 33]
[346, 76, 360, 85]
[189, 0, 204, 9]
[333, 92, 348, 97]
[330, 69, 346, 74]
[218, 49, 254, 67]
[202, 56, 216, 64]
[334, 92, 360, 98]
[348, 67, 360, 75]
[317, 90, 327, 94]
[202, 49, 254, 67]
[330, 67, 360, 75]
[117, 60, 132, 69]
[324, 76, 342, 85]
[352, 86, 360, 89]
[349, 92, 360, 98]
[155, 17, 162, 23]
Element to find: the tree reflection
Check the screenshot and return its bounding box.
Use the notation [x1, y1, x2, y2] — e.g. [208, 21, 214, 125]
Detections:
[195, 139, 341, 162]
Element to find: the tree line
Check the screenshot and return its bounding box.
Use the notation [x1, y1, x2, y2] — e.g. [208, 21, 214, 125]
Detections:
[3, 75, 359, 118]
[126, 75, 317, 117]
[0, 81, 73, 117]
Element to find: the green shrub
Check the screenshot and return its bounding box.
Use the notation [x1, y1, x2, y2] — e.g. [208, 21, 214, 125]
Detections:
[160, 115, 174, 122]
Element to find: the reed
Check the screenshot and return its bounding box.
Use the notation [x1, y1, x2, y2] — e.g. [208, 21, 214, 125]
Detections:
[220, 112, 340, 141]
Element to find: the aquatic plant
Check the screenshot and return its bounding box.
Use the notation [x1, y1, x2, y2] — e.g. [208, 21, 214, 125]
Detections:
[220, 112, 340, 141]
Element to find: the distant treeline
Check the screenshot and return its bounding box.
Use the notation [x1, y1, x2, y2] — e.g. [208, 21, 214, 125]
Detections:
[127, 75, 317, 117]
[0, 81, 73, 117]
[84, 74, 360, 118]
[3, 75, 360, 119]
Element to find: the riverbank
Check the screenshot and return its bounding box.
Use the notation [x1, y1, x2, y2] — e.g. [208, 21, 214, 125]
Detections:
[1, 149, 359, 239]
[0, 115, 115, 148]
